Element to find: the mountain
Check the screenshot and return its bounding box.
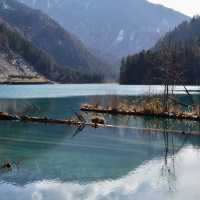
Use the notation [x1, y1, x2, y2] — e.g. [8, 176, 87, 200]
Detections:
[0, 19, 103, 83]
[0, 0, 109, 82]
[155, 16, 200, 49]
[0, 20, 47, 84]
[120, 16, 200, 85]
[18, 0, 189, 61]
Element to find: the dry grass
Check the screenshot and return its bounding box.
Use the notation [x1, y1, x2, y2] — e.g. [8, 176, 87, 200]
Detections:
[82, 95, 200, 118]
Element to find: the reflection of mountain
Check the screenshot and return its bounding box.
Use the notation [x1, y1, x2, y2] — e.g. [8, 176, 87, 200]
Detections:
[0, 99, 41, 115]
[0, 97, 87, 117]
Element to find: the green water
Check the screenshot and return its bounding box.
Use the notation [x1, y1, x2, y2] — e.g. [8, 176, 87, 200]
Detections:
[0, 85, 199, 200]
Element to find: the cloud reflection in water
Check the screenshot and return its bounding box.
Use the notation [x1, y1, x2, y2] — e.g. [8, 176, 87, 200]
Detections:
[0, 146, 199, 200]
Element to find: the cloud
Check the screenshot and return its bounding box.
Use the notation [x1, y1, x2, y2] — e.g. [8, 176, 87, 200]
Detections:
[147, 0, 200, 17]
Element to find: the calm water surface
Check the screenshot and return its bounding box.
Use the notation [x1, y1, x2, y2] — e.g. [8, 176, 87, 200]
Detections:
[0, 83, 199, 99]
[0, 84, 199, 200]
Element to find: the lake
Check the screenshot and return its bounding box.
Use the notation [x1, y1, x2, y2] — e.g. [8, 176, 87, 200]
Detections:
[0, 84, 200, 200]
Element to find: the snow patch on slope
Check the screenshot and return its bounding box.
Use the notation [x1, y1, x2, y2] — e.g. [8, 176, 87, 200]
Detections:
[116, 29, 124, 43]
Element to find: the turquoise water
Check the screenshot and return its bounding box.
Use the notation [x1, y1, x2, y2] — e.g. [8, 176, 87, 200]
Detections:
[0, 84, 199, 99]
[0, 84, 200, 200]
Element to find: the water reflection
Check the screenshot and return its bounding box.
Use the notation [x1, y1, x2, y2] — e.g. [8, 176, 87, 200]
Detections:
[0, 96, 200, 199]
[0, 120, 198, 186]
[1, 96, 200, 133]
[0, 147, 200, 200]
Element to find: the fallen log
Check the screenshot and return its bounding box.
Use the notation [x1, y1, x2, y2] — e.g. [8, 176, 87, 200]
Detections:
[0, 112, 84, 126]
[80, 104, 200, 121]
[0, 111, 200, 136]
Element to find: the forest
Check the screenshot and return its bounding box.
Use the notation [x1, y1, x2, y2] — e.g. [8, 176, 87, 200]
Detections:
[0, 23, 103, 83]
[120, 16, 200, 85]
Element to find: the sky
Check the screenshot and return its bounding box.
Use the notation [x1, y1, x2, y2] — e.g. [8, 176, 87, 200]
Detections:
[147, 0, 200, 17]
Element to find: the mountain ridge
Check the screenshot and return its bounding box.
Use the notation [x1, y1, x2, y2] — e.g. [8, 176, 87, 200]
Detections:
[18, 0, 189, 61]
[120, 16, 200, 85]
[0, 0, 110, 82]
[0, 17, 103, 83]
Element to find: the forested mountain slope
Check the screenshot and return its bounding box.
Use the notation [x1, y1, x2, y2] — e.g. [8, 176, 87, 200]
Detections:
[0, 19, 102, 83]
[0, 0, 109, 82]
[120, 17, 200, 85]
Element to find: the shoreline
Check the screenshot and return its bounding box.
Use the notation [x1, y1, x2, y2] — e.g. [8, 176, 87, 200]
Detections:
[0, 81, 51, 85]
[0, 79, 53, 85]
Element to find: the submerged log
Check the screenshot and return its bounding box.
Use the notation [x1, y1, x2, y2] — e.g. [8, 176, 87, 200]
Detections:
[0, 112, 20, 120]
[0, 112, 84, 126]
[20, 115, 84, 125]
[1, 111, 200, 136]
